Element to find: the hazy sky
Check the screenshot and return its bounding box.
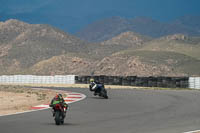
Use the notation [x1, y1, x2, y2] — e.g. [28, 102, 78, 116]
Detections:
[1, 0, 200, 21]
[1, 0, 200, 32]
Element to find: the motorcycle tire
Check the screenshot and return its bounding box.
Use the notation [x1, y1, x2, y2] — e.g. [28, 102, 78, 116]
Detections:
[104, 95, 108, 99]
[101, 89, 108, 99]
[61, 120, 64, 124]
[61, 112, 65, 124]
[55, 111, 61, 125]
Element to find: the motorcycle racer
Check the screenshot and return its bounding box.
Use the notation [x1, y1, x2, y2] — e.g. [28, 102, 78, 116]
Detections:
[89, 78, 104, 95]
[49, 94, 68, 117]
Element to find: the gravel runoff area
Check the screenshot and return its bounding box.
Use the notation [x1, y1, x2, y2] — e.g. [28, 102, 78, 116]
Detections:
[0, 85, 67, 115]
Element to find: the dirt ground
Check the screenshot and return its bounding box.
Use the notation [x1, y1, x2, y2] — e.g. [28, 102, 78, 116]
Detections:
[0, 85, 65, 115]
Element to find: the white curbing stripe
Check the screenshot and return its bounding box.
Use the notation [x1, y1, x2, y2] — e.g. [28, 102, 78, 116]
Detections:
[0, 91, 86, 117]
[31, 92, 86, 109]
[0, 107, 51, 117]
[183, 130, 200, 133]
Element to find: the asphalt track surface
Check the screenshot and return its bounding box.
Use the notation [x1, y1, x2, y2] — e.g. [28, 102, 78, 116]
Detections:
[1, 87, 200, 133]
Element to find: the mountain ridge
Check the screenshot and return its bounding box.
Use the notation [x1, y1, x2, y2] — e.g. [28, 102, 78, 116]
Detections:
[76, 16, 200, 42]
[0, 19, 88, 74]
[1, 19, 200, 76]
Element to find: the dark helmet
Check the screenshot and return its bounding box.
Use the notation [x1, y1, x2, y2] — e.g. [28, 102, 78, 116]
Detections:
[58, 94, 63, 98]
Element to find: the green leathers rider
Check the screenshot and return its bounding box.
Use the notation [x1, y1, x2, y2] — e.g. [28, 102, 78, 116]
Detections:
[49, 94, 68, 116]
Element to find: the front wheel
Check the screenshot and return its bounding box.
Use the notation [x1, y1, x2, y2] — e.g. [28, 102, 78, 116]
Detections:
[61, 120, 64, 124]
[55, 111, 61, 125]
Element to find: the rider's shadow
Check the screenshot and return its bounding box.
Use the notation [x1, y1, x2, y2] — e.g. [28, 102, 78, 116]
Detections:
[45, 122, 79, 126]
[88, 96, 109, 100]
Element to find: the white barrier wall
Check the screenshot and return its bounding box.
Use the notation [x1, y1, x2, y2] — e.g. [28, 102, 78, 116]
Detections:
[0, 75, 75, 84]
[189, 77, 200, 89]
[0, 75, 199, 89]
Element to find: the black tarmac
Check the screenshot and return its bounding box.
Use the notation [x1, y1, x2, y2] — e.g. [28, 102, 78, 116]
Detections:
[1, 87, 200, 133]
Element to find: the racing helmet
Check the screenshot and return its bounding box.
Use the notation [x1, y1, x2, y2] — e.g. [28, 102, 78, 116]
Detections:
[90, 78, 94, 82]
[58, 94, 63, 98]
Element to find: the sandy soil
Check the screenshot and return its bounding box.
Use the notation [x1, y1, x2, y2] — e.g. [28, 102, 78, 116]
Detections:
[0, 83, 142, 89]
[0, 85, 65, 115]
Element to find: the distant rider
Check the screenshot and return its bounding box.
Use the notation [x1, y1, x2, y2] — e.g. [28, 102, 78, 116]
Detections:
[49, 94, 68, 117]
[89, 78, 104, 95]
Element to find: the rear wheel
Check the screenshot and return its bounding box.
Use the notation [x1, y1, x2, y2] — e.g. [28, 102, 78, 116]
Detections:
[104, 95, 108, 99]
[101, 89, 108, 99]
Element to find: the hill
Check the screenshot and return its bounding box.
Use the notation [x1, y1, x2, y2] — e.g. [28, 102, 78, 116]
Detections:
[27, 54, 94, 75]
[28, 50, 200, 76]
[172, 15, 200, 34]
[0, 19, 88, 74]
[1, 19, 200, 77]
[92, 50, 200, 76]
[76, 16, 200, 42]
[101, 31, 151, 47]
[84, 31, 152, 60]
[140, 34, 200, 60]
[76, 16, 131, 42]
[87, 33, 200, 76]
[129, 17, 199, 38]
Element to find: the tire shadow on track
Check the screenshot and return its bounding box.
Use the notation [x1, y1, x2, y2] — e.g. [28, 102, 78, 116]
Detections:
[45, 122, 79, 126]
[87, 96, 110, 100]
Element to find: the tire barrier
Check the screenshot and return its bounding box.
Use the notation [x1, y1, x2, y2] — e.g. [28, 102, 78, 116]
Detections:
[0, 75, 75, 84]
[189, 77, 200, 89]
[75, 76, 189, 88]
